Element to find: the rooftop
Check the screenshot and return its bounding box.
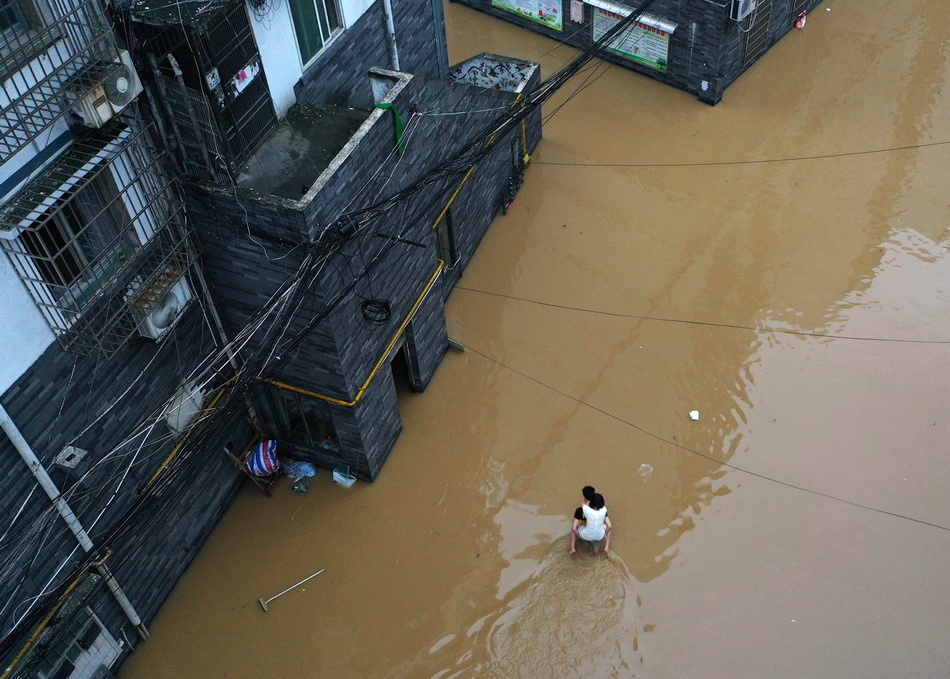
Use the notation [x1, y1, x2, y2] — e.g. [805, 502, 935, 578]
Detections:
[235, 104, 370, 201]
[449, 53, 538, 93]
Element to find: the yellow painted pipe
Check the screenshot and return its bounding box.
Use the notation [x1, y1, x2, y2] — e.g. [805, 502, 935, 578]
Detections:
[261, 259, 444, 407]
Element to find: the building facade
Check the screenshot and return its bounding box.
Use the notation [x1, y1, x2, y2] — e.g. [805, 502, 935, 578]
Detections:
[450, 0, 824, 104]
[0, 0, 539, 673]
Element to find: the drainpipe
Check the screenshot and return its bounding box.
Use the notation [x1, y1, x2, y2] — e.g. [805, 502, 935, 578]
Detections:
[381, 0, 400, 71]
[0, 405, 150, 641]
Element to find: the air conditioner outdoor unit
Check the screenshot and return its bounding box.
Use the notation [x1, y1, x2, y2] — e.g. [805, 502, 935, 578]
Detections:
[65, 50, 143, 128]
[730, 0, 757, 21]
[137, 275, 193, 341]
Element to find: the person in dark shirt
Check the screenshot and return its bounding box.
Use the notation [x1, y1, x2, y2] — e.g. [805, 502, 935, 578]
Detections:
[573, 485, 598, 523]
[570, 492, 612, 556]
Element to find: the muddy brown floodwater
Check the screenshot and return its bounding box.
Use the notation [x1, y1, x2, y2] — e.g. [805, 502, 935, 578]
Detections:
[120, 1, 950, 677]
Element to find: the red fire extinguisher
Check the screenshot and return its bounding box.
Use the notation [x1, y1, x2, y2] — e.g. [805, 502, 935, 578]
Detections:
[795, 10, 807, 29]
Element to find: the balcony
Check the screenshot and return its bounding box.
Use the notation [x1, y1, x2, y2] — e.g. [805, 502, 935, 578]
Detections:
[0, 0, 118, 158]
[0, 118, 196, 357]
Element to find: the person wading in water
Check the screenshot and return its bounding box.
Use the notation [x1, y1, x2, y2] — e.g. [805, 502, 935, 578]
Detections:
[570, 492, 611, 557]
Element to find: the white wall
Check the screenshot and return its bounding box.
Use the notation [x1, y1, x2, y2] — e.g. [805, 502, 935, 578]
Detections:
[247, 1, 302, 118]
[340, 0, 374, 26]
[0, 254, 55, 395]
[247, 0, 376, 117]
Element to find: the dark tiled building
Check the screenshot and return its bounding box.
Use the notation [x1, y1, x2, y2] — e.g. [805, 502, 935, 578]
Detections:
[0, 0, 539, 672]
[451, 0, 824, 103]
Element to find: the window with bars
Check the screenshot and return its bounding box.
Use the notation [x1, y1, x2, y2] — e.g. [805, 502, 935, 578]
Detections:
[434, 209, 456, 267]
[0, 0, 48, 43]
[18, 167, 138, 310]
[0, 0, 29, 35]
[0, 0, 56, 73]
[34, 607, 120, 679]
[268, 385, 340, 451]
[287, 0, 342, 65]
[0, 122, 196, 356]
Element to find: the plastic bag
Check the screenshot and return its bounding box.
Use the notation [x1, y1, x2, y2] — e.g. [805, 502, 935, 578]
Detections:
[285, 461, 317, 482]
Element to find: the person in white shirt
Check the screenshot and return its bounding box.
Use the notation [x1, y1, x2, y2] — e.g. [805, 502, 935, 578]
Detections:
[569, 492, 611, 557]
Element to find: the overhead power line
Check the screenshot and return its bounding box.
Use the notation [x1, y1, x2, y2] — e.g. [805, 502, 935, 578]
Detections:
[0, 0, 666, 653]
[464, 344, 950, 533]
[455, 287, 950, 345]
[533, 139, 950, 168]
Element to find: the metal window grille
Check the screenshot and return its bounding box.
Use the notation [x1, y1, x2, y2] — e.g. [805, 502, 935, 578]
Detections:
[32, 607, 120, 679]
[7, 575, 120, 679]
[0, 117, 198, 357]
[131, 2, 278, 174]
[268, 385, 339, 451]
[435, 210, 455, 266]
[0, 0, 119, 158]
[789, 0, 808, 23]
[741, 0, 773, 68]
[1, 0, 29, 35]
[202, 2, 278, 169]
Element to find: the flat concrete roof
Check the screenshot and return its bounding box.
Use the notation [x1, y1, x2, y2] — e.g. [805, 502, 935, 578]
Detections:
[236, 104, 369, 201]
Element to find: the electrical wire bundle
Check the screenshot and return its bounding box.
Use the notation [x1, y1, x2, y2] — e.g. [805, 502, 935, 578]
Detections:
[0, 0, 661, 658]
[338, 0, 658, 235]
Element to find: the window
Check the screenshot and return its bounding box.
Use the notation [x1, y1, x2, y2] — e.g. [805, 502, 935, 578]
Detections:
[288, 0, 342, 64]
[268, 385, 340, 451]
[34, 608, 120, 679]
[19, 167, 137, 310]
[270, 387, 339, 450]
[0, 0, 51, 63]
[0, 0, 29, 36]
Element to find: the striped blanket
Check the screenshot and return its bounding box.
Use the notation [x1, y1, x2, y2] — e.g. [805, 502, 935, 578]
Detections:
[246, 440, 279, 477]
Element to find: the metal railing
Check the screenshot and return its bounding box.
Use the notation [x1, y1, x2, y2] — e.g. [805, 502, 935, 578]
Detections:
[0, 0, 118, 158]
[0, 118, 198, 357]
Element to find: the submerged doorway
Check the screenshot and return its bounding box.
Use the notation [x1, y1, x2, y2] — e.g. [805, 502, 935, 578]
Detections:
[390, 345, 414, 396]
[388, 329, 427, 395]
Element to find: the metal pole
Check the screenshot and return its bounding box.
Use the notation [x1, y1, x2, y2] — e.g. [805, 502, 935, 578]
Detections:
[0, 405, 150, 640]
[381, 0, 400, 71]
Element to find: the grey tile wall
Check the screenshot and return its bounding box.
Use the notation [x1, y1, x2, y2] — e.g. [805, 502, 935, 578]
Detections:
[293, 0, 449, 110]
[449, 0, 824, 104]
[0, 285, 252, 670]
[188, 65, 541, 481]
[0, 0, 541, 671]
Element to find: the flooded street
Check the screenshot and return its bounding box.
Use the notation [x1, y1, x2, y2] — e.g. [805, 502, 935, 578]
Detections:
[120, 0, 950, 676]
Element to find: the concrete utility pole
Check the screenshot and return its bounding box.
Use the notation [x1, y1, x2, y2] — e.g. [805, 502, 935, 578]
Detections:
[0, 405, 150, 641]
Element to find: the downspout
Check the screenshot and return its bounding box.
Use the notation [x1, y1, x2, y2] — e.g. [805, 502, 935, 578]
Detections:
[428, 0, 449, 75]
[0, 405, 150, 641]
[381, 0, 400, 71]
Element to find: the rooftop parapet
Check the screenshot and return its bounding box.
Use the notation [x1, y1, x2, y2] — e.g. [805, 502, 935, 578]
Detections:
[449, 53, 538, 94]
